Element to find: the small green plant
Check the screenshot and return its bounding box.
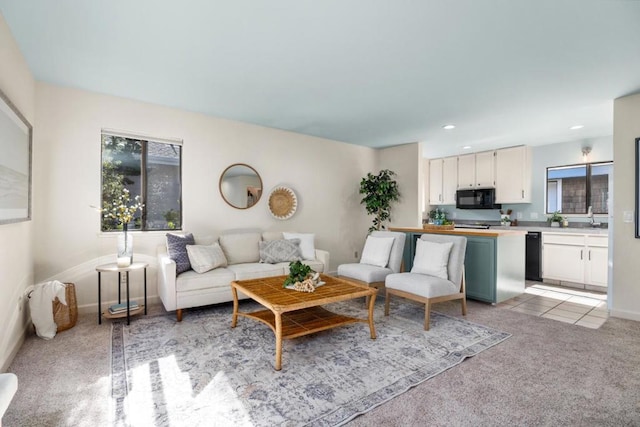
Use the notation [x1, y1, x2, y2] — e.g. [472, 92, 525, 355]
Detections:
[283, 261, 315, 288]
[548, 211, 563, 223]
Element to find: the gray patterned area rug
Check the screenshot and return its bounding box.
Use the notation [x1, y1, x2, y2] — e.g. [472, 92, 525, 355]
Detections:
[111, 299, 510, 426]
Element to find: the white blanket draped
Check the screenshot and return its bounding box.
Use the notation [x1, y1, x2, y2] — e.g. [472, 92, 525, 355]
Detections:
[29, 280, 67, 339]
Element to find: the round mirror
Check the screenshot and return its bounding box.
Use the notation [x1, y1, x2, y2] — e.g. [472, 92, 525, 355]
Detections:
[219, 163, 263, 209]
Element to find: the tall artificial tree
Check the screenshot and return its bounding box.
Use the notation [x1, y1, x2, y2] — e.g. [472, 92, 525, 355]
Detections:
[359, 169, 400, 232]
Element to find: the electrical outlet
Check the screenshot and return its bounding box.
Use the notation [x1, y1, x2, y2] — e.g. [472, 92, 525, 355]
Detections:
[517, 212, 523, 220]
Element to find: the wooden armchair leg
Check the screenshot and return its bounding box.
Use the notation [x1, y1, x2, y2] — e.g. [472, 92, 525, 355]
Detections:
[424, 300, 431, 331]
[384, 291, 391, 316]
[176, 309, 183, 322]
[461, 297, 467, 316]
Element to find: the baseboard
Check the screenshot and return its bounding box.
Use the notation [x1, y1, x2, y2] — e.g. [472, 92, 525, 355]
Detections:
[1, 324, 29, 372]
[609, 308, 640, 322]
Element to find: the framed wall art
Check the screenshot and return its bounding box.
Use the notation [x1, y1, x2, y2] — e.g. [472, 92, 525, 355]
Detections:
[0, 88, 32, 224]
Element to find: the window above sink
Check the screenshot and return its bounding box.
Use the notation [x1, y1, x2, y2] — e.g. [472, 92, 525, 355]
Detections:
[546, 161, 612, 215]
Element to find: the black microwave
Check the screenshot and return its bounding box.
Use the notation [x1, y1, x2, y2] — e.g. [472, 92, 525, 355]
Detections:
[456, 188, 502, 210]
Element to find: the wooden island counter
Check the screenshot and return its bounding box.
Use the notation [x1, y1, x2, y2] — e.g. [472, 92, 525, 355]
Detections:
[390, 226, 526, 304]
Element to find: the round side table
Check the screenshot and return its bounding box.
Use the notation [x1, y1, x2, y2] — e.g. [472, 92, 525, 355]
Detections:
[96, 262, 148, 325]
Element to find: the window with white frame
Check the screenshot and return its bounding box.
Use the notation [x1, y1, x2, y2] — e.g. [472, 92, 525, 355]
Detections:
[101, 131, 182, 231]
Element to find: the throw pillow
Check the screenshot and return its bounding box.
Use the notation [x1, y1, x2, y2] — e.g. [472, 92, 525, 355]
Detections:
[166, 233, 196, 274]
[411, 239, 453, 280]
[218, 232, 262, 264]
[359, 236, 395, 268]
[186, 243, 228, 274]
[259, 239, 302, 264]
[283, 232, 316, 260]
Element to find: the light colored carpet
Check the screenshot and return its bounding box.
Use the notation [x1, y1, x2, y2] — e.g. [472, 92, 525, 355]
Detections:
[111, 299, 509, 426]
[5, 298, 640, 426]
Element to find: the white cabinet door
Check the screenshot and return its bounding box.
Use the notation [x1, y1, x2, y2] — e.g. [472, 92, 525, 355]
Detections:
[543, 243, 585, 283]
[457, 154, 475, 190]
[442, 156, 458, 205]
[586, 246, 608, 287]
[429, 159, 443, 205]
[495, 146, 531, 203]
[475, 151, 495, 188]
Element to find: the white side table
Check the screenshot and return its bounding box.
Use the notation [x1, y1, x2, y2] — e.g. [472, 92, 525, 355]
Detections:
[96, 262, 148, 325]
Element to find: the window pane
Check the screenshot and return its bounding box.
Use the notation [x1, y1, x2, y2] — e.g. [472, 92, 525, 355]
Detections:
[546, 165, 587, 214]
[101, 135, 142, 231]
[590, 163, 612, 214]
[146, 142, 182, 230]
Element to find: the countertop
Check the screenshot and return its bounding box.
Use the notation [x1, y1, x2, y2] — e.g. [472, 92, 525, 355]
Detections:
[389, 227, 527, 237]
[390, 225, 609, 237]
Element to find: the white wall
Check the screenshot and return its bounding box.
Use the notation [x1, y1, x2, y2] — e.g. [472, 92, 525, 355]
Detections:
[0, 13, 36, 371]
[379, 143, 423, 228]
[33, 83, 378, 312]
[612, 92, 640, 321]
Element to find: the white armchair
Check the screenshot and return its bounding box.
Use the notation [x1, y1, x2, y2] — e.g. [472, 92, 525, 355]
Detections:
[385, 234, 467, 330]
[337, 230, 406, 296]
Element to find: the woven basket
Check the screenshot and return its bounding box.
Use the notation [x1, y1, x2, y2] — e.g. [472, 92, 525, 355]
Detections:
[53, 283, 78, 332]
[422, 223, 455, 231]
[268, 187, 298, 220]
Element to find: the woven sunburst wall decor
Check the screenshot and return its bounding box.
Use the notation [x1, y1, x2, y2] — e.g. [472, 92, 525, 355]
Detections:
[267, 186, 298, 220]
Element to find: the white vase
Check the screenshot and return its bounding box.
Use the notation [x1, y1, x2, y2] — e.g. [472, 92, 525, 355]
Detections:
[117, 224, 133, 266]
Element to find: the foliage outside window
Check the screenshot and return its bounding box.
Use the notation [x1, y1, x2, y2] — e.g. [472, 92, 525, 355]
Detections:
[101, 132, 182, 231]
[546, 161, 612, 215]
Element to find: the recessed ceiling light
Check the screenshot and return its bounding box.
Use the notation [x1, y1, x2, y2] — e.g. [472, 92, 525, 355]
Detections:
[462, 145, 472, 150]
[442, 124, 456, 130]
[569, 125, 584, 130]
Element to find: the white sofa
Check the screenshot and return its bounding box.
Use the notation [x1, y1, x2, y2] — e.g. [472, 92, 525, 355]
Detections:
[157, 230, 330, 321]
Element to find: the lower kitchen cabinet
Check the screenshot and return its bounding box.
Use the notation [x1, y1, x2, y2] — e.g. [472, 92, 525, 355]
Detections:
[542, 233, 608, 288]
[395, 229, 525, 304]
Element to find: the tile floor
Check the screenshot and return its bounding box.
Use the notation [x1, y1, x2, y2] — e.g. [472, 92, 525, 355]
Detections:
[499, 281, 608, 329]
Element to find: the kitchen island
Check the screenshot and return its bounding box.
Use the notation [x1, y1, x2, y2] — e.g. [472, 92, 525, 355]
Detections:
[390, 226, 527, 304]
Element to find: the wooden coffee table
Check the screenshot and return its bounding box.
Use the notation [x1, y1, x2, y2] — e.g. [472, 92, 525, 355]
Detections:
[231, 274, 377, 370]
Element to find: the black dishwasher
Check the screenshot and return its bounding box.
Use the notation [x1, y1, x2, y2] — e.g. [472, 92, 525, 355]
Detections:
[525, 232, 542, 281]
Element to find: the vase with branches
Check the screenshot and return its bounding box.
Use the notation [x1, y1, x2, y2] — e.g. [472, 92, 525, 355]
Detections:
[359, 169, 400, 232]
[101, 188, 144, 265]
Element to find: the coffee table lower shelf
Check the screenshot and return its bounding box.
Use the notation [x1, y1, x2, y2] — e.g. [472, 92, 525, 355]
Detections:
[240, 306, 365, 340]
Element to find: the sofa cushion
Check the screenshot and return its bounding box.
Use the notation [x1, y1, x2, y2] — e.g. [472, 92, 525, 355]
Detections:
[360, 235, 395, 268]
[337, 263, 392, 284]
[227, 263, 285, 281]
[186, 243, 228, 273]
[219, 232, 261, 264]
[259, 239, 302, 264]
[262, 231, 284, 242]
[411, 239, 453, 280]
[176, 267, 236, 292]
[283, 232, 315, 260]
[166, 233, 196, 274]
[385, 272, 457, 298]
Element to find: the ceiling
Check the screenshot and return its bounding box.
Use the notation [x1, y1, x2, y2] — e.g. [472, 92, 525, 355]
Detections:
[1, 1, 639, 158]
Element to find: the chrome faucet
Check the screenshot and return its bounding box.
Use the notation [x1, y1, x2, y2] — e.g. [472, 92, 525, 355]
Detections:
[587, 206, 601, 227]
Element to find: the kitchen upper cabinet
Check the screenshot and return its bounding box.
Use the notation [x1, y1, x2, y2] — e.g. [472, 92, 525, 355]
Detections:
[442, 156, 458, 204]
[429, 157, 457, 205]
[429, 158, 443, 204]
[457, 154, 476, 189]
[542, 233, 608, 288]
[495, 146, 532, 203]
[457, 151, 495, 190]
[475, 150, 495, 188]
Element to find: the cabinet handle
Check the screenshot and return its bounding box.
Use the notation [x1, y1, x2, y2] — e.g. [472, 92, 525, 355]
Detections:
[589, 250, 591, 261]
[521, 190, 524, 198]
[580, 249, 583, 260]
